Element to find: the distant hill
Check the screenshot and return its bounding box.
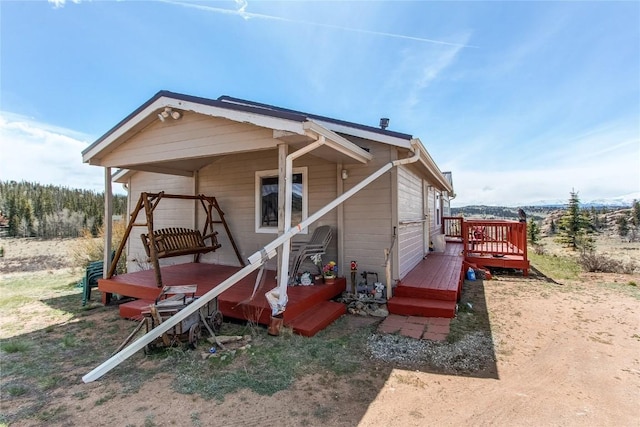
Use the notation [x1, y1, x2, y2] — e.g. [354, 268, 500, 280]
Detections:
[452, 204, 639, 242]
[451, 205, 548, 221]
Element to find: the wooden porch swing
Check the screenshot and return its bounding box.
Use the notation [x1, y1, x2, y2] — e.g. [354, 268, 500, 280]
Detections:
[107, 192, 245, 287]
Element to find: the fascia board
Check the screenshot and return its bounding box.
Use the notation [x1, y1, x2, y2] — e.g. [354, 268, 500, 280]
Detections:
[168, 98, 306, 134]
[112, 169, 131, 183]
[304, 120, 373, 163]
[311, 118, 413, 149]
[413, 138, 453, 193]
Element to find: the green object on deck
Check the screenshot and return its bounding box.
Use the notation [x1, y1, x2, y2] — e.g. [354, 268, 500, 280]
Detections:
[81, 251, 115, 306]
[81, 260, 104, 306]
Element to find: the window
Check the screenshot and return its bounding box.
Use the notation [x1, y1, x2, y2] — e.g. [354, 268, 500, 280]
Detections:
[255, 168, 307, 233]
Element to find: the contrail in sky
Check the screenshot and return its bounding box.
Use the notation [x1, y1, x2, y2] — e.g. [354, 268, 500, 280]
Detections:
[160, 0, 478, 49]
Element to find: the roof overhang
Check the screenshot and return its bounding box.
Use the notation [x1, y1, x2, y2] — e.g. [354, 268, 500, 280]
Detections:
[311, 118, 413, 149]
[83, 91, 372, 177]
[411, 138, 454, 194]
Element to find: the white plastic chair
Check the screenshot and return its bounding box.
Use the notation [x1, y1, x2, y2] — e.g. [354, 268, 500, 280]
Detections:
[289, 225, 333, 279]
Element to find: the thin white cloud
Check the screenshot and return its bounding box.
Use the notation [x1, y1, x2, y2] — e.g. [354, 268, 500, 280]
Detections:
[405, 41, 469, 110]
[0, 112, 111, 193]
[161, 0, 477, 48]
[48, 0, 82, 8]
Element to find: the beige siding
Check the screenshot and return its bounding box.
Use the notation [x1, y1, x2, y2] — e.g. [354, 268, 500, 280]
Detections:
[102, 113, 277, 167]
[126, 173, 195, 272]
[341, 139, 394, 280]
[397, 165, 425, 278]
[425, 185, 445, 239]
[428, 186, 436, 236]
[197, 150, 338, 271]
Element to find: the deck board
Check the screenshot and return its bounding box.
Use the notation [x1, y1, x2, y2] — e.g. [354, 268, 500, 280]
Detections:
[394, 243, 464, 302]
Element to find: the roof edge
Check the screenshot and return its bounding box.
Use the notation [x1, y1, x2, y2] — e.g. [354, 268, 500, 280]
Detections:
[218, 95, 413, 141]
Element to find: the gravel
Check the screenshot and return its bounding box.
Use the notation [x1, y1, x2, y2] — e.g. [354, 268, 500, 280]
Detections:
[367, 331, 495, 374]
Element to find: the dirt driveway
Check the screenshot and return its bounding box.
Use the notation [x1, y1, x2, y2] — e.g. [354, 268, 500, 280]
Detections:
[360, 274, 639, 426]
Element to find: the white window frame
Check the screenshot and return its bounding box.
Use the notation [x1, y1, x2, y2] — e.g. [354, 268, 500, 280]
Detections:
[255, 167, 308, 234]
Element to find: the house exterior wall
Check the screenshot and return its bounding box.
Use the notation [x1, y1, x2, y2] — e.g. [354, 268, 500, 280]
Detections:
[442, 191, 451, 217]
[118, 124, 448, 284]
[102, 113, 278, 167]
[125, 149, 338, 273]
[126, 172, 195, 271]
[197, 150, 338, 271]
[427, 186, 437, 237]
[340, 138, 394, 282]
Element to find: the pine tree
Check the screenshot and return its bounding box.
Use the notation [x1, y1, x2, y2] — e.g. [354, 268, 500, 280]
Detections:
[617, 215, 629, 238]
[0, 180, 126, 238]
[556, 189, 593, 250]
[632, 200, 640, 227]
[527, 219, 540, 244]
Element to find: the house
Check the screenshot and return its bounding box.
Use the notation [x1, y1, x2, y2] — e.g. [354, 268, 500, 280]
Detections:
[83, 90, 455, 290]
[80, 92, 537, 382]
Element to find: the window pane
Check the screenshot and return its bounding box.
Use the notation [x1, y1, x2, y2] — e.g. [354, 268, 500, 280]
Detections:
[260, 173, 303, 227]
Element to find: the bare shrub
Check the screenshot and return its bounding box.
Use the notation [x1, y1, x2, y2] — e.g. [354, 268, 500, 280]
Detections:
[533, 244, 546, 255]
[69, 220, 127, 273]
[578, 251, 638, 274]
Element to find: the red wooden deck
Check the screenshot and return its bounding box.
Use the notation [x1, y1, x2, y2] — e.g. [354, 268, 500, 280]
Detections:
[387, 243, 464, 318]
[98, 263, 346, 337]
[444, 217, 530, 275]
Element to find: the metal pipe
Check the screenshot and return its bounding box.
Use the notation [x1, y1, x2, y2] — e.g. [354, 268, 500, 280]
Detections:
[276, 136, 326, 311]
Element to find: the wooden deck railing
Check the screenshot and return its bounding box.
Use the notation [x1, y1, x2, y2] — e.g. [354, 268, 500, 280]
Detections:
[442, 216, 463, 239]
[443, 216, 528, 263]
[462, 220, 527, 257]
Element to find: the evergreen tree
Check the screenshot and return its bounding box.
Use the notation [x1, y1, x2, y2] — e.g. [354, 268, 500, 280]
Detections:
[617, 215, 629, 238]
[0, 180, 126, 238]
[556, 189, 593, 250]
[549, 219, 557, 235]
[590, 208, 601, 230]
[527, 219, 540, 244]
[632, 200, 640, 227]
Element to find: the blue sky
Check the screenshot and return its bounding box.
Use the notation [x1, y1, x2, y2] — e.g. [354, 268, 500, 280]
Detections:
[1, 0, 638, 206]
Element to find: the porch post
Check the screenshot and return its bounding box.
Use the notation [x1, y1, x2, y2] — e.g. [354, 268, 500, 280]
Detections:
[277, 144, 288, 279]
[193, 170, 199, 230]
[103, 167, 112, 277]
[336, 163, 345, 289]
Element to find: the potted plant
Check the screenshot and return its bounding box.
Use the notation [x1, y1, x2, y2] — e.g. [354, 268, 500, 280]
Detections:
[323, 261, 338, 284]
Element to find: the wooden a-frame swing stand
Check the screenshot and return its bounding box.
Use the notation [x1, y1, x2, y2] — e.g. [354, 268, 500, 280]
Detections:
[107, 192, 245, 287]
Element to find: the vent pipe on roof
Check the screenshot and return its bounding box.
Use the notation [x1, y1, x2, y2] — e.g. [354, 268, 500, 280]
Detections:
[379, 118, 389, 130]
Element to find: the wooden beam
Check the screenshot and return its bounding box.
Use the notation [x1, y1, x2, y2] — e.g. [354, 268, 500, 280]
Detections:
[103, 167, 112, 279]
[277, 143, 288, 280]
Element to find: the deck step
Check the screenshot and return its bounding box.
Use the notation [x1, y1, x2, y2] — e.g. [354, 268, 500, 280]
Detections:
[119, 299, 154, 320]
[387, 296, 456, 318]
[287, 301, 346, 337]
[393, 285, 458, 301]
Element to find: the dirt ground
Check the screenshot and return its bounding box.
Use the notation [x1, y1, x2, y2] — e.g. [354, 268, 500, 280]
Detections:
[2, 238, 639, 426]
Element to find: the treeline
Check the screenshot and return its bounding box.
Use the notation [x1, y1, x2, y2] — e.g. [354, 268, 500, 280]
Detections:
[0, 180, 127, 239]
